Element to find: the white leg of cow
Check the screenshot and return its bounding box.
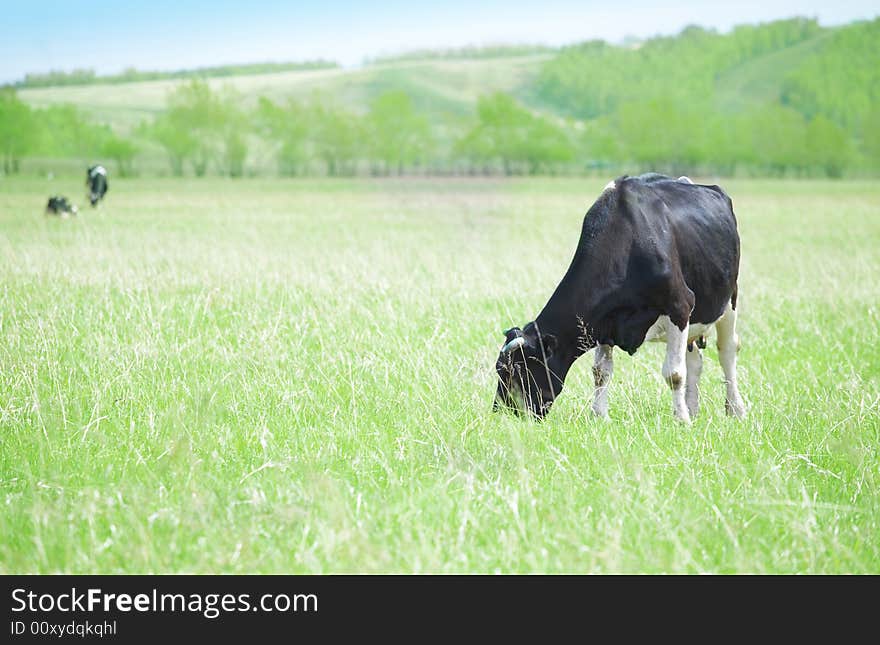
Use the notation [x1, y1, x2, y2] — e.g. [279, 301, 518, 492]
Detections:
[716, 303, 746, 418]
[591, 344, 613, 418]
[662, 316, 691, 423]
[685, 343, 702, 418]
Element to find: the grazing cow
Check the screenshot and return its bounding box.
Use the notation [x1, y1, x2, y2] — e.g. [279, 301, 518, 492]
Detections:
[86, 164, 108, 206]
[45, 195, 78, 217]
[494, 173, 745, 423]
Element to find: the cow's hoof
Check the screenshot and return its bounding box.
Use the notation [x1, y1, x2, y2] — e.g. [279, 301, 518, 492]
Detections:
[590, 407, 610, 420]
[673, 409, 692, 425]
[725, 399, 747, 419]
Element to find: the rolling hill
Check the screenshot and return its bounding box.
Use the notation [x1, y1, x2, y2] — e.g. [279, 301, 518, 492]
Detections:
[17, 55, 551, 135]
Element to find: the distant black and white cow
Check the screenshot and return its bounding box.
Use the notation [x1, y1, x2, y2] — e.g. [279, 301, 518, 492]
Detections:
[45, 195, 78, 217]
[494, 173, 745, 423]
[86, 164, 108, 206]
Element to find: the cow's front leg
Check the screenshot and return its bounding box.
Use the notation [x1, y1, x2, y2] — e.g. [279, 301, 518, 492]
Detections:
[591, 344, 613, 418]
[685, 341, 702, 418]
[662, 316, 691, 423]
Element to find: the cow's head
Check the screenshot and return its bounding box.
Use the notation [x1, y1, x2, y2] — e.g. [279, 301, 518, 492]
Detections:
[493, 322, 564, 419]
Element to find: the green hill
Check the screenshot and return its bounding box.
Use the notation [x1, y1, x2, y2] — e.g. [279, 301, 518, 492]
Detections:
[17, 55, 550, 134]
[713, 31, 833, 113]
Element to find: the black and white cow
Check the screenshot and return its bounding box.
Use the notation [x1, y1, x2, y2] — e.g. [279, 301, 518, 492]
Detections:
[45, 195, 78, 217]
[86, 164, 108, 206]
[494, 173, 745, 423]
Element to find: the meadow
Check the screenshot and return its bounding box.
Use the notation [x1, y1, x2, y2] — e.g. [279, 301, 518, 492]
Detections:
[0, 176, 878, 573]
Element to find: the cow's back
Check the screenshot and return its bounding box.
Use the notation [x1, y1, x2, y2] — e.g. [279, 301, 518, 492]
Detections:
[619, 176, 740, 325]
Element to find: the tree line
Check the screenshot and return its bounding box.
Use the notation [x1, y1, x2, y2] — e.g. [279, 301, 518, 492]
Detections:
[1, 81, 580, 178]
[4, 84, 875, 179]
[367, 44, 556, 64]
[141, 83, 580, 177]
[1, 88, 136, 175]
[12, 61, 338, 89]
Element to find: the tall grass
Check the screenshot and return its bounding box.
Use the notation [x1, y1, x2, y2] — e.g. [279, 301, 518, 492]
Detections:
[0, 176, 877, 572]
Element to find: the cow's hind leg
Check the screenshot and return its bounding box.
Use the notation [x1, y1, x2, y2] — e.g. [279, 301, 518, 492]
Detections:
[591, 344, 613, 418]
[662, 316, 691, 423]
[685, 341, 702, 418]
[716, 303, 746, 418]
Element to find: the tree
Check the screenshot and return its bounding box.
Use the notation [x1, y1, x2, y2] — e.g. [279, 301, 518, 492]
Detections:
[365, 91, 432, 175]
[256, 97, 309, 176]
[102, 135, 139, 177]
[746, 105, 809, 175]
[0, 89, 39, 174]
[457, 93, 573, 174]
[143, 115, 194, 176]
[211, 87, 249, 177]
[169, 81, 217, 176]
[579, 118, 621, 171]
[861, 109, 880, 171]
[307, 102, 362, 176]
[146, 80, 249, 177]
[221, 131, 247, 177]
[805, 115, 851, 177]
[32, 103, 113, 167]
[614, 99, 712, 174]
[147, 80, 220, 176]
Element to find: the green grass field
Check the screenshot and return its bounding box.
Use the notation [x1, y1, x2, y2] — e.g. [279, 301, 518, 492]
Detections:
[1, 176, 878, 573]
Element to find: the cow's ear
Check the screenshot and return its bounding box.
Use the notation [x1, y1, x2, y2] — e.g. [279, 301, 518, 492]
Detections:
[503, 327, 522, 339]
[541, 333, 558, 357]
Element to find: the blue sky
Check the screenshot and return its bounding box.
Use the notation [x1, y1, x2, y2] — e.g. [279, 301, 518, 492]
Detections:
[1, 0, 876, 83]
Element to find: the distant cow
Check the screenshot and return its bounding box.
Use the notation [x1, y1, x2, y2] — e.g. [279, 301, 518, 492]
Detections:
[86, 165, 108, 206]
[494, 173, 745, 423]
[45, 195, 78, 217]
